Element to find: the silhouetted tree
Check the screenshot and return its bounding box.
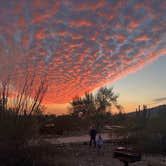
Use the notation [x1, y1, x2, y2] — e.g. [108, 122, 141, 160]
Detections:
[70, 93, 96, 117]
[96, 87, 120, 112]
[70, 87, 121, 117]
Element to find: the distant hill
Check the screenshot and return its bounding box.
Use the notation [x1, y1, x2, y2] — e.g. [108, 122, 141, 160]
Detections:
[127, 104, 166, 118]
[147, 104, 166, 117]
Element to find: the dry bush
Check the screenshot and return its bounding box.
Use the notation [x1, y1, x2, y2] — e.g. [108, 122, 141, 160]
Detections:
[0, 69, 48, 165]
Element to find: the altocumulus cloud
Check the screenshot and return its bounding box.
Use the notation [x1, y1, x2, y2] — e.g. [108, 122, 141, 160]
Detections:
[0, 0, 166, 103]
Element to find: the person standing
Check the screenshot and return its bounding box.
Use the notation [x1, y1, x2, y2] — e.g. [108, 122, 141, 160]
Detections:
[89, 126, 97, 147]
[96, 134, 104, 154]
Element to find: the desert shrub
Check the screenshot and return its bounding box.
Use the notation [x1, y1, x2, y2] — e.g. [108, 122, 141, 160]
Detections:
[0, 112, 39, 143]
[123, 114, 166, 153]
[0, 70, 48, 164]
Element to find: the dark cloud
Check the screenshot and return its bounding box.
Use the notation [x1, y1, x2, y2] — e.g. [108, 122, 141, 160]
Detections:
[153, 97, 166, 103]
[0, 0, 166, 103]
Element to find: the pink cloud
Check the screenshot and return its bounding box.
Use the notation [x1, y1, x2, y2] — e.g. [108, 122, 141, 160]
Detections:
[0, 0, 166, 104]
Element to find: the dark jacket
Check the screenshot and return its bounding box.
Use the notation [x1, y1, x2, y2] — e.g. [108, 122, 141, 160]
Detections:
[89, 129, 97, 138]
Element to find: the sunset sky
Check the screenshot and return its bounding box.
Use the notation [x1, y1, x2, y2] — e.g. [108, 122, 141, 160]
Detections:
[48, 55, 166, 115]
[0, 0, 166, 115]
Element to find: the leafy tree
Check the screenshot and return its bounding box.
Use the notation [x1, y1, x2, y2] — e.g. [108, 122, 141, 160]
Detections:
[70, 93, 96, 117]
[70, 87, 122, 129]
[95, 87, 121, 112]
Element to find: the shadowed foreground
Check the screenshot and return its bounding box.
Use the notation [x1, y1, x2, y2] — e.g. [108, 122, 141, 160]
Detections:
[18, 143, 165, 166]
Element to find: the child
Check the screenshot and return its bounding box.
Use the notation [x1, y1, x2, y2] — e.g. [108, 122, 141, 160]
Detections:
[96, 134, 103, 154]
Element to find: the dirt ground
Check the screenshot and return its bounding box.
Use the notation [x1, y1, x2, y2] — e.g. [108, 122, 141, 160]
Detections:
[42, 133, 111, 144]
[36, 134, 166, 166]
[38, 143, 166, 166]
